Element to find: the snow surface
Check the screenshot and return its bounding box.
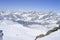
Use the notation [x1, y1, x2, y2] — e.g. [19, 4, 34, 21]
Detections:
[37, 30, 60, 40]
[0, 10, 60, 40]
[0, 20, 60, 40]
[0, 20, 45, 40]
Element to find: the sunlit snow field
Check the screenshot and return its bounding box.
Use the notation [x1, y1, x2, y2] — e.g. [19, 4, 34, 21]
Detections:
[0, 10, 60, 40]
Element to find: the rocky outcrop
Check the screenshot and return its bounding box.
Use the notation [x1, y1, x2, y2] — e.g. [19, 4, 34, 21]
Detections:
[35, 25, 60, 40]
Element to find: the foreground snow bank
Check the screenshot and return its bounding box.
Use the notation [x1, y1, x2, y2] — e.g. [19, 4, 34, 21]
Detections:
[0, 20, 60, 40]
[0, 20, 45, 40]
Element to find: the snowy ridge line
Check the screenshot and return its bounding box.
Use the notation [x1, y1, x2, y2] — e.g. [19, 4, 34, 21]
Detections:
[35, 25, 60, 40]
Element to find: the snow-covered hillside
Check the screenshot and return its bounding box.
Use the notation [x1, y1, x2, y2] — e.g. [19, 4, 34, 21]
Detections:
[0, 20, 46, 40]
[37, 30, 60, 40]
[0, 10, 60, 40]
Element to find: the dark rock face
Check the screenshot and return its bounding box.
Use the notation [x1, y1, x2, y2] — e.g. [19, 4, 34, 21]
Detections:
[0, 30, 3, 36]
[0, 30, 3, 40]
[0, 30, 2, 33]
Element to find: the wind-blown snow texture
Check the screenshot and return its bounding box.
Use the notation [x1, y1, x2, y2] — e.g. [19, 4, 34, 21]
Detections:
[0, 10, 60, 40]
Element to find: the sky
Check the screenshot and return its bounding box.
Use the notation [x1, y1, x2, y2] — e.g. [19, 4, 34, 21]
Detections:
[0, 0, 60, 12]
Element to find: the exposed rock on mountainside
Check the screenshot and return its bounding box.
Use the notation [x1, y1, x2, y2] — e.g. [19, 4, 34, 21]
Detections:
[35, 25, 60, 40]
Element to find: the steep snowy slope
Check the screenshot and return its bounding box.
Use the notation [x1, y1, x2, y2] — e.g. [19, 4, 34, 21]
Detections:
[37, 30, 60, 40]
[0, 18, 60, 40]
[0, 20, 46, 40]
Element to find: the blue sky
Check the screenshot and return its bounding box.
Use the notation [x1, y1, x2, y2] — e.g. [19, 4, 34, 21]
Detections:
[0, 0, 60, 12]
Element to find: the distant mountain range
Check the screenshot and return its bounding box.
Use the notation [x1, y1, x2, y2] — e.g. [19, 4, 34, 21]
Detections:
[0, 10, 60, 29]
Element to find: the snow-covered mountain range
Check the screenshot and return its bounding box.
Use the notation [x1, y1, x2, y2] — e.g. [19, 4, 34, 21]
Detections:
[0, 10, 60, 29]
[0, 10, 60, 40]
